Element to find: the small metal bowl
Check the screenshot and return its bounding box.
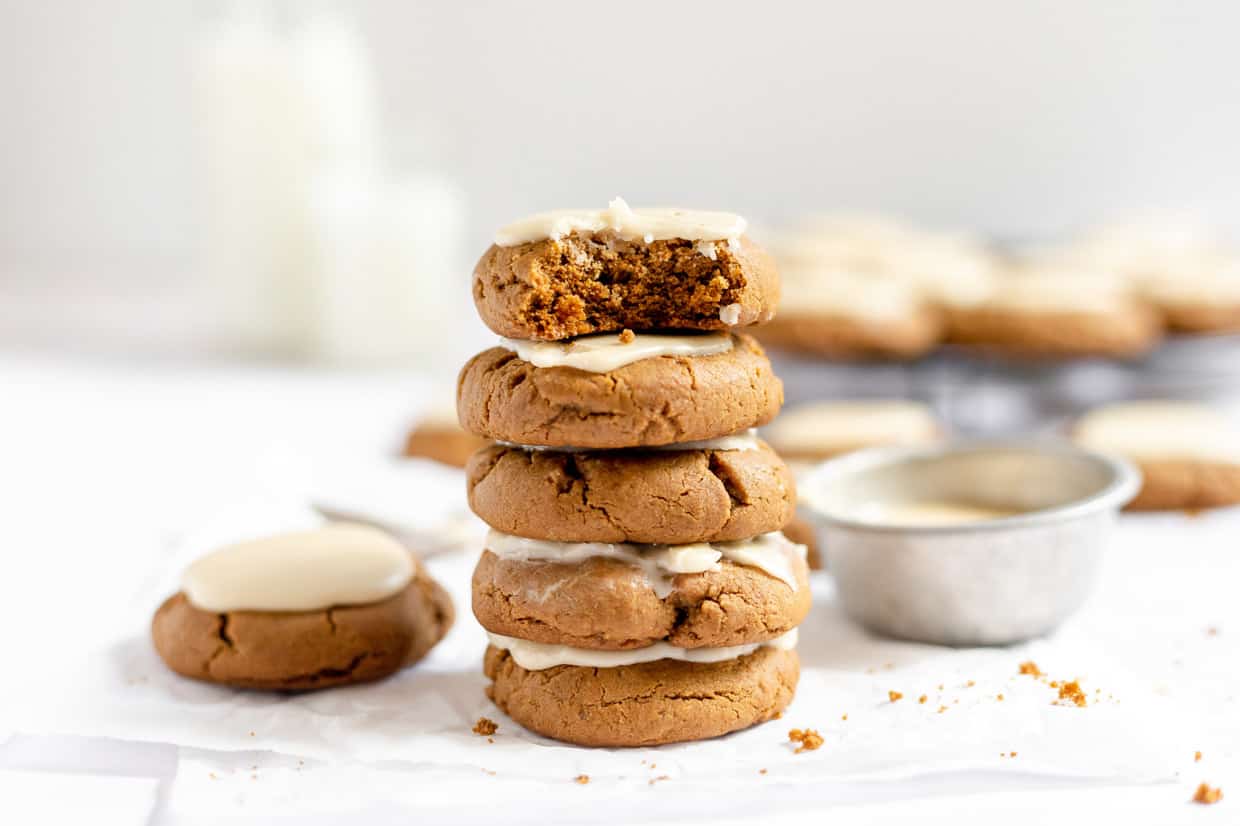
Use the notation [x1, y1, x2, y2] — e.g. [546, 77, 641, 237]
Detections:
[801, 441, 1141, 646]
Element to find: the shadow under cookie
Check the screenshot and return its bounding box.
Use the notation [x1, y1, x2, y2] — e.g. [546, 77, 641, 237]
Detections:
[152, 567, 454, 691]
[484, 644, 798, 747]
[466, 439, 795, 544]
[457, 333, 783, 448]
[472, 551, 810, 650]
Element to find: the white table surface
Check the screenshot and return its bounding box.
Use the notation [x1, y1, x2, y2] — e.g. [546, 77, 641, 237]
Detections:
[1, 354, 1236, 825]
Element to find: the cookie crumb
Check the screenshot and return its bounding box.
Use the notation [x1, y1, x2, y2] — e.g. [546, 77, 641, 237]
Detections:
[1195, 751, 1203, 762]
[773, 710, 783, 720]
[888, 690, 903, 702]
[1206, 626, 1219, 637]
[1009, 751, 1017, 757]
[966, 680, 976, 688]
[918, 694, 927, 704]
[937, 705, 948, 714]
[209, 772, 217, 780]
[1019, 661, 1043, 677]
[841, 714, 848, 721]
[618, 328, 636, 344]
[574, 774, 590, 785]
[1192, 783, 1223, 805]
[759, 768, 768, 775]
[248, 731, 255, 737]
[997, 693, 1005, 702]
[1055, 680, 1087, 707]
[937, 683, 944, 691]
[788, 728, 824, 753]
[482, 769, 496, 776]
[649, 775, 670, 786]
[473, 717, 498, 736]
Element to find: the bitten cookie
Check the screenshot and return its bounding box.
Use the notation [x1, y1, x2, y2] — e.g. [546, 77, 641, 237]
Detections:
[1072, 401, 1240, 512]
[466, 436, 795, 544]
[457, 333, 783, 449]
[484, 645, 799, 747]
[152, 524, 454, 690]
[474, 200, 778, 340]
[472, 535, 810, 649]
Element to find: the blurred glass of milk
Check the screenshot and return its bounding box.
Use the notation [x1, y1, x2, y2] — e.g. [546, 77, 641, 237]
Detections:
[196, 3, 465, 364]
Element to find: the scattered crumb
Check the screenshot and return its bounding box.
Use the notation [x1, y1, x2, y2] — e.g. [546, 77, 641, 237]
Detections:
[888, 691, 903, 703]
[1010, 751, 1017, 758]
[841, 714, 848, 721]
[759, 768, 768, 775]
[574, 774, 590, 785]
[773, 710, 783, 720]
[248, 731, 255, 737]
[473, 717, 498, 736]
[966, 680, 976, 688]
[1207, 627, 1220, 637]
[649, 775, 671, 786]
[618, 328, 636, 344]
[788, 728, 824, 753]
[997, 694, 1005, 702]
[1050, 681, 1060, 688]
[649, 763, 656, 769]
[1056, 680, 1087, 707]
[482, 769, 496, 776]
[208, 772, 217, 780]
[937, 705, 948, 714]
[487, 737, 494, 744]
[1019, 661, 1043, 678]
[1192, 783, 1223, 805]
[937, 683, 944, 691]
[1196, 751, 1203, 762]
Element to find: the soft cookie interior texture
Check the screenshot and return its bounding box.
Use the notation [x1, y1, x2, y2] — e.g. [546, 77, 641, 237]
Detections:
[473, 234, 778, 340]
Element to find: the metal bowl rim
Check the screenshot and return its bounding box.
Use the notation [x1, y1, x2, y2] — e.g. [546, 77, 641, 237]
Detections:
[800, 438, 1142, 534]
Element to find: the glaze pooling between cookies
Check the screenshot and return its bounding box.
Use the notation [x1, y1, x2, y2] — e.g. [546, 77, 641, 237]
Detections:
[500, 331, 733, 374]
[488, 628, 798, 670]
[495, 197, 747, 247]
[182, 524, 414, 612]
[486, 530, 804, 597]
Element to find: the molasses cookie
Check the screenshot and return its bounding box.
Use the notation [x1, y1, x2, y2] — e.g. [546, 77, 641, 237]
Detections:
[1143, 259, 1240, 335]
[763, 400, 942, 463]
[949, 271, 1160, 358]
[152, 524, 454, 690]
[484, 643, 798, 747]
[466, 434, 795, 544]
[457, 332, 783, 449]
[1072, 401, 1240, 511]
[472, 531, 810, 649]
[474, 198, 778, 340]
[754, 268, 942, 360]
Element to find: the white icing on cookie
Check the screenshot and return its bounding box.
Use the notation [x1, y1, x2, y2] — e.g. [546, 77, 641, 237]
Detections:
[500, 331, 733, 373]
[495, 197, 746, 247]
[488, 628, 798, 670]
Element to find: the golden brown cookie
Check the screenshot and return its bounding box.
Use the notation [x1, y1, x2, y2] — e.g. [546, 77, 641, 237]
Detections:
[472, 551, 810, 650]
[754, 310, 942, 361]
[473, 235, 779, 341]
[1123, 460, 1240, 511]
[1157, 304, 1240, 336]
[948, 305, 1160, 359]
[403, 422, 489, 468]
[466, 440, 795, 544]
[151, 561, 454, 691]
[781, 512, 822, 570]
[457, 333, 783, 449]
[484, 644, 798, 747]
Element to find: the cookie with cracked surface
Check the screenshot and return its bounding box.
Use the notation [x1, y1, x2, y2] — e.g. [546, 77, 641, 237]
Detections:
[151, 561, 454, 691]
[466, 439, 795, 544]
[472, 549, 810, 650]
[457, 333, 782, 449]
[483, 644, 798, 747]
[473, 234, 778, 341]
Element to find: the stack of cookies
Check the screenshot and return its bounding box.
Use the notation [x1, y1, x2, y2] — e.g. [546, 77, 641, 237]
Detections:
[457, 199, 811, 747]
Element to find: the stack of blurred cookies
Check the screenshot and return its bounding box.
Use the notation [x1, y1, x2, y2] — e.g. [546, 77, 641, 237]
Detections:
[456, 199, 810, 746]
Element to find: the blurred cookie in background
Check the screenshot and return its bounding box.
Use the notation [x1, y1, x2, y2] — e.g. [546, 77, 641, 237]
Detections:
[404, 397, 489, 468]
[763, 399, 943, 468]
[754, 266, 942, 360]
[948, 268, 1161, 359]
[1144, 259, 1240, 335]
[1072, 400, 1240, 512]
[780, 511, 822, 570]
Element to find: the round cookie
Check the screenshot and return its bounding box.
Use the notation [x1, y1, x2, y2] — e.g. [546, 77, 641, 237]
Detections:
[1143, 260, 1240, 335]
[457, 333, 783, 449]
[1072, 401, 1240, 512]
[763, 400, 942, 462]
[473, 231, 778, 340]
[948, 271, 1160, 359]
[152, 561, 453, 691]
[472, 549, 810, 650]
[466, 438, 795, 544]
[484, 644, 798, 747]
[753, 268, 943, 360]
